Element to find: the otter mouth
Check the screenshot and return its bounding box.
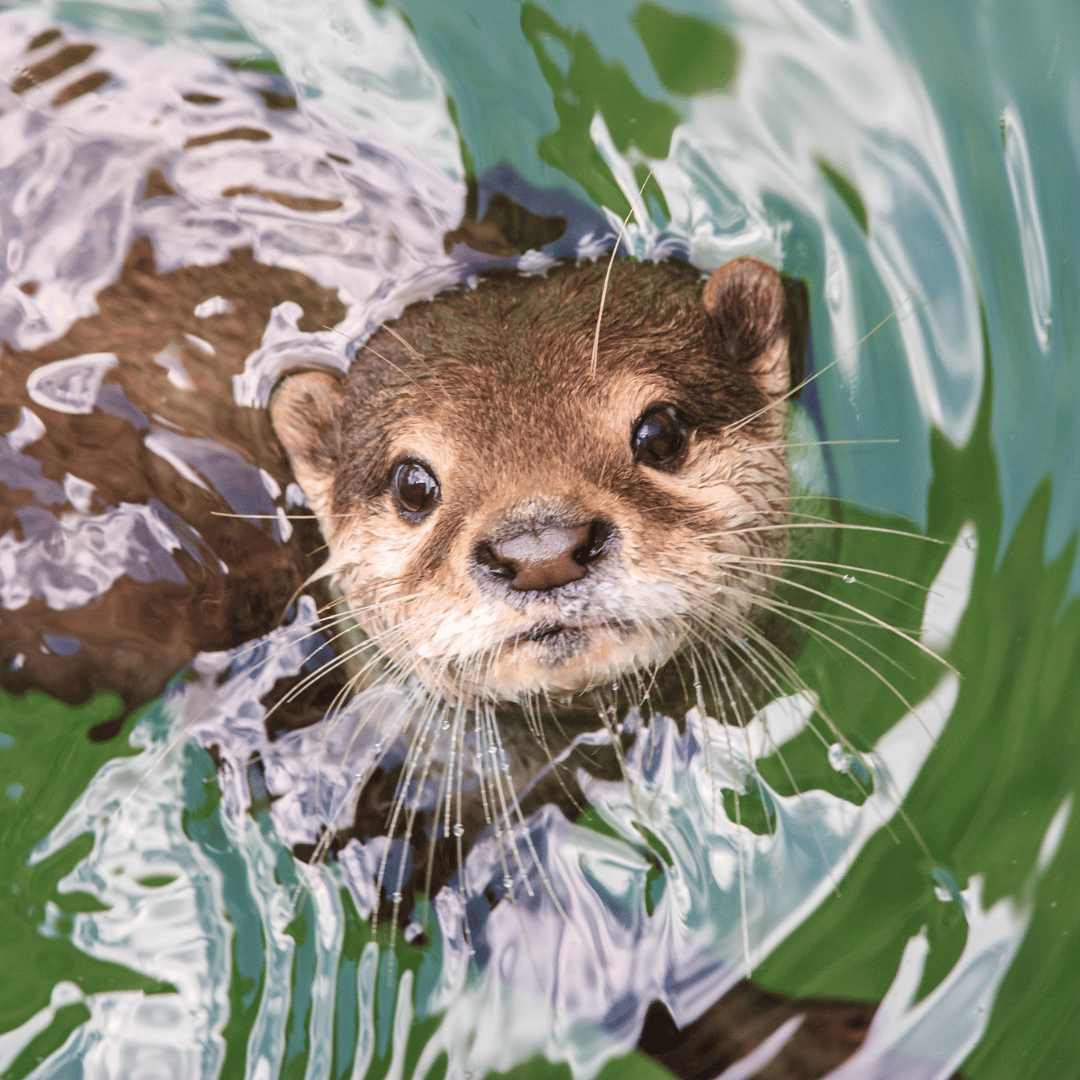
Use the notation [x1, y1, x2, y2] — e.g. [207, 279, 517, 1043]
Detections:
[522, 622, 580, 645]
[526, 623, 590, 662]
[507, 620, 630, 663]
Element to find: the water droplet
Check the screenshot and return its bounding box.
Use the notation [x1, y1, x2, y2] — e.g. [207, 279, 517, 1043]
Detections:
[843, 574, 856, 584]
[442, 720, 451, 729]
[503, 875, 513, 890]
[373, 742, 382, 753]
[453, 823, 464, 837]
[827, 743, 848, 772]
[391, 891, 403, 904]
[930, 866, 961, 904]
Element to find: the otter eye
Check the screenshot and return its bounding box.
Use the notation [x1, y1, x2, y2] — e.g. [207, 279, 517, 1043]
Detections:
[632, 406, 686, 467]
[390, 459, 440, 520]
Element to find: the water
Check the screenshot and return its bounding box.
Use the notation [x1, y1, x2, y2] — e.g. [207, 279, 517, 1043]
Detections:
[1, 1, 1078, 1078]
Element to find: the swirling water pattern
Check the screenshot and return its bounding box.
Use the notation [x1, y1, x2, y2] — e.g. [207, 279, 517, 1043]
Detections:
[1, 1, 1078, 1078]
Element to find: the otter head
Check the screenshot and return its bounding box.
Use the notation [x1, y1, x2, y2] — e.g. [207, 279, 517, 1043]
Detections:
[271, 256, 799, 705]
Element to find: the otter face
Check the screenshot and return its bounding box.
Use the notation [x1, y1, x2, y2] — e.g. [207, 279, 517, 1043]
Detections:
[272, 256, 799, 704]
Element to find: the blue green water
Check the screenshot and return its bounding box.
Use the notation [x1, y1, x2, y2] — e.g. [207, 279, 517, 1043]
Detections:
[1, 1, 1078, 1077]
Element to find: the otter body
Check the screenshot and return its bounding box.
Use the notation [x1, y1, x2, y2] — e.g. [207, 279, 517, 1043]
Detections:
[0, 238, 341, 732]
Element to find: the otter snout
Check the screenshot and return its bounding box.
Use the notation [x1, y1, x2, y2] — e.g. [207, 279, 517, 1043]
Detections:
[473, 518, 612, 592]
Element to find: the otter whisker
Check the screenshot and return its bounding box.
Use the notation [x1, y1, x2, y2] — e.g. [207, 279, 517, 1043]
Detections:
[287, 607, 427, 709]
[749, 438, 902, 451]
[723, 596, 939, 789]
[453, 702, 476, 957]
[471, 707, 496, 830]
[484, 718, 534, 902]
[690, 651, 756, 970]
[272, 634, 375, 710]
[734, 635, 918, 859]
[374, 320, 429, 366]
[701, 520, 949, 545]
[217, 606, 357, 675]
[712, 642, 832, 887]
[746, 591, 921, 683]
[682, 565, 928, 708]
[256, 639, 370, 733]
[709, 629, 859, 889]
[589, 168, 654, 378]
[520, 693, 586, 818]
[713, 610, 873, 776]
[690, 649, 721, 830]
[284, 667, 427, 914]
[594, 692, 640, 817]
[469, 666, 520, 900]
[421, 699, 463, 922]
[693, 577, 917, 718]
[735, 553, 932, 606]
[487, 708, 571, 921]
[373, 698, 441, 934]
[323, 320, 429, 395]
[209, 509, 320, 521]
[480, 705, 531, 900]
[661, 490, 919, 530]
[733, 565, 956, 676]
[388, 702, 446, 944]
[736, 618, 936, 863]
[308, 682, 407, 868]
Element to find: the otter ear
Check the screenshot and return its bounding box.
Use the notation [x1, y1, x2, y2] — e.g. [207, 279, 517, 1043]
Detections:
[270, 370, 345, 510]
[702, 256, 795, 399]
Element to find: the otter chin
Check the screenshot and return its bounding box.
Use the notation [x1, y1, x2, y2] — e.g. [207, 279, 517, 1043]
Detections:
[271, 254, 804, 707]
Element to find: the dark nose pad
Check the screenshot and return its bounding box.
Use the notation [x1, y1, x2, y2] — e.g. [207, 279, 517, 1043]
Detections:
[475, 520, 611, 592]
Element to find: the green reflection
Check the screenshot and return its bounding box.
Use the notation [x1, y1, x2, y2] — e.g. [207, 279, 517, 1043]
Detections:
[181, 748, 266, 1080]
[817, 158, 870, 235]
[756, 315, 1080, 1078]
[521, 3, 678, 217]
[1, 1001, 91, 1080]
[0, 691, 173, 1050]
[632, 3, 738, 96]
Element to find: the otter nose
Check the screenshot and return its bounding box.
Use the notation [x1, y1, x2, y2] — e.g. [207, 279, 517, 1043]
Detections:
[476, 520, 610, 592]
